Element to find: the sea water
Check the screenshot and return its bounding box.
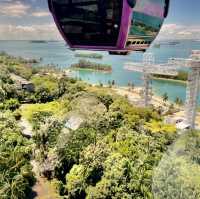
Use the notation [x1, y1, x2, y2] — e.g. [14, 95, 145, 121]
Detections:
[0, 40, 200, 104]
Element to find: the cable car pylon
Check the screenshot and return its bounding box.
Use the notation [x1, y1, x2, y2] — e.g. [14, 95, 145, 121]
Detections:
[124, 53, 178, 107]
[169, 51, 200, 129]
[124, 51, 200, 130]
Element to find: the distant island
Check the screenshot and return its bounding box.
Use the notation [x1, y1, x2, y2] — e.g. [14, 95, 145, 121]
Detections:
[153, 70, 188, 84]
[30, 40, 48, 43]
[75, 52, 103, 59]
[154, 40, 181, 48]
[71, 59, 112, 72]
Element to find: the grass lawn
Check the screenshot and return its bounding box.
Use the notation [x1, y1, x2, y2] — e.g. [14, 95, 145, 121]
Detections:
[31, 75, 59, 91]
[20, 99, 69, 122]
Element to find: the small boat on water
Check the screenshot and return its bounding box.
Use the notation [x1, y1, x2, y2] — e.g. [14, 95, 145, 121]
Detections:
[30, 40, 47, 43]
[168, 41, 180, 45]
[158, 41, 180, 46]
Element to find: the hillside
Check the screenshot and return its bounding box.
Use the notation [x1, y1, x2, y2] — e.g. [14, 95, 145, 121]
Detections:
[0, 53, 199, 199]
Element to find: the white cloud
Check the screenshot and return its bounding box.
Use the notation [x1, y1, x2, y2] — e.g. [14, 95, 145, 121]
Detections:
[32, 11, 50, 17]
[0, 17, 199, 41]
[0, 1, 50, 18]
[0, 1, 30, 17]
[157, 23, 200, 40]
[0, 24, 62, 40]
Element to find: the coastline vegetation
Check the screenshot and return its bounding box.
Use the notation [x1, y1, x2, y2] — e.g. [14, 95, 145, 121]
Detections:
[74, 52, 103, 59]
[71, 59, 112, 72]
[0, 53, 199, 198]
[153, 70, 188, 83]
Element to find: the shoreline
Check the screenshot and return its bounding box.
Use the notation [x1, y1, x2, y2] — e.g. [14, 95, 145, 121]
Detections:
[90, 83, 178, 109]
[109, 86, 200, 128]
[111, 86, 174, 108]
[152, 77, 187, 85]
[70, 67, 112, 73]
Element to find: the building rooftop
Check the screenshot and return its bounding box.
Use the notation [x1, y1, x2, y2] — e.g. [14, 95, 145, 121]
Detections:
[176, 121, 190, 130]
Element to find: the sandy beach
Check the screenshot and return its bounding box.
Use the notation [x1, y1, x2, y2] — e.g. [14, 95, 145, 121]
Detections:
[112, 86, 200, 129]
[113, 86, 173, 109]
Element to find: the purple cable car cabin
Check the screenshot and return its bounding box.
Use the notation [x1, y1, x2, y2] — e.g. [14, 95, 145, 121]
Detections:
[48, 0, 169, 55]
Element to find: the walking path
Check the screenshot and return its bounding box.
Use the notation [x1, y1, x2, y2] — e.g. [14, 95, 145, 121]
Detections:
[19, 118, 33, 138]
[18, 116, 59, 199]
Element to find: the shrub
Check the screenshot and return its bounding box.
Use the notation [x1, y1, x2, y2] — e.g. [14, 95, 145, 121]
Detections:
[0, 86, 6, 102]
[34, 86, 53, 103]
[0, 113, 35, 199]
[153, 131, 200, 199]
[4, 98, 20, 111]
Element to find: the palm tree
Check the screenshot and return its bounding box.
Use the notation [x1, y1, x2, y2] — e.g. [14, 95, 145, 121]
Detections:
[112, 80, 115, 86]
[127, 81, 134, 91]
[127, 82, 131, 91]
[99, 82, 103, 87]
[108, 80, 112, 88]
[175, 97, 183, 106]
[131, 82, 134, 91]
[162, 92, 168, 103]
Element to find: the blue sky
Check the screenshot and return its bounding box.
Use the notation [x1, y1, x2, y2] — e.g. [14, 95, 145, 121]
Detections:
[166, 0, 200, 25]
[0, 0, 199, 40]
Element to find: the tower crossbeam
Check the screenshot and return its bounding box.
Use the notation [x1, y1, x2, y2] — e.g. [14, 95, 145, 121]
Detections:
[124, 51, 200, 129]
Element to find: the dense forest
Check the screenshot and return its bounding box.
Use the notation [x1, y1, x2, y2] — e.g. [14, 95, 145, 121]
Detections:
[0, 52, 200, 199]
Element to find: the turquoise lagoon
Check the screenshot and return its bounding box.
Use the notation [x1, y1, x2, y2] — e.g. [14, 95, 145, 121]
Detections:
[0, 40, 200, 103]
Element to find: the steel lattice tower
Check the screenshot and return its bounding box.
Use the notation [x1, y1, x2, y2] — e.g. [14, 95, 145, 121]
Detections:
[124, 53, 178, 107]
[169, 51, 200, 129]
[125, 51, 200, 129]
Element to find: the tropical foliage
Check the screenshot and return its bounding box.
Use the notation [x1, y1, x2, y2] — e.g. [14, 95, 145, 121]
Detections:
[1, 53, 199, 199]
[0, 113, 35, 199]
[153, 70, 188, 81]
[153, 131, 200, 199]
[29, 85, 177, 198]
[71, 59, 112, 72]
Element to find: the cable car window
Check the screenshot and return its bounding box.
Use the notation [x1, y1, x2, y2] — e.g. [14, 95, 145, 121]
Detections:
[129, 0, 165, 43]
[52, 0, 122, 46]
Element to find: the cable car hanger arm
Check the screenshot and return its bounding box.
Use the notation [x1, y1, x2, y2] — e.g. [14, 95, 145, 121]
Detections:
[164, 0, 170, 18]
